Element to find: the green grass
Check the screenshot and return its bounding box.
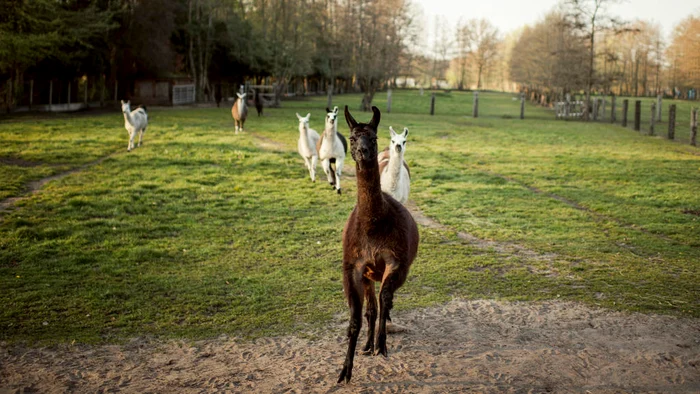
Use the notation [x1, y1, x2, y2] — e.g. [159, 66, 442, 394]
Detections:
[1, 90, 698, 345]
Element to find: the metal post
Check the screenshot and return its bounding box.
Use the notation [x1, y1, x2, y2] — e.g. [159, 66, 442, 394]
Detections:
[430, 92, 435, 115]
[472, 91, 479, 118]
[656, 95, 662, 122]
[622, 99, 629, 127]
[67, 81, 71, 104]
[634, 100, 641, 131]
[520, 93, 525, 120]
[650, 102, 656, 136]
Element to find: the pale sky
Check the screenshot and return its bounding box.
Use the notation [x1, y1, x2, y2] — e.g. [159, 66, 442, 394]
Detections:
[415, 0, 699, 49]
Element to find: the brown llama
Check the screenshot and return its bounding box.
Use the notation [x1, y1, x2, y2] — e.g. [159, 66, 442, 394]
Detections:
[231, 92, 248, 133]
[336, 106, 419, 384]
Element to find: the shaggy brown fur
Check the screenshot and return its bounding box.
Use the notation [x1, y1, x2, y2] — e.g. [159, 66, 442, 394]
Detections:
[231, 98, 248, 132]
[336, 106, 420, 384]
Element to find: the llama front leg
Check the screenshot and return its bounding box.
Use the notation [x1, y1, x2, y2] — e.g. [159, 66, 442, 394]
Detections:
[235, 120, 239, 134]
[322, 159, 334, 186]
[375, 265, 407, 357]
[334, 158, 344, 194]
[240, 119, 245, 132]
[128, 131, 135, 152]
[361, 279, 377, 355]
[310, 155, 318, 182]
[337, 272, 364, 384]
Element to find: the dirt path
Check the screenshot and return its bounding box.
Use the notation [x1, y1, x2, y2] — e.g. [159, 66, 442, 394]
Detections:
[2, 299, 698, 393]
[0, 154, 115, 216]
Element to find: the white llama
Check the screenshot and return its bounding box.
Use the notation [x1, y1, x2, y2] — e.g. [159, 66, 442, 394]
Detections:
[121, 100, 148, 152]
[378, 126, 411, 204]
[316, 106, 347, 194]
[296, 112, 320, 182]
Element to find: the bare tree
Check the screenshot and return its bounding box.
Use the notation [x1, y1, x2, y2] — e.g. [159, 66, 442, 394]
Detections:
[564, 0, 625, 119]
[465, 19, 500, 90]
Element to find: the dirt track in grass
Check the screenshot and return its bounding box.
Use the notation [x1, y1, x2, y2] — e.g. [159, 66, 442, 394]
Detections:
[2, 299, 699, 393]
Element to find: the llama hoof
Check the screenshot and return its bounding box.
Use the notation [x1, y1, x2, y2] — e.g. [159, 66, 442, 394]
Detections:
[337, 364, 352, 384]
[337, 188, 342, 195]
[373, 347, 388, 357]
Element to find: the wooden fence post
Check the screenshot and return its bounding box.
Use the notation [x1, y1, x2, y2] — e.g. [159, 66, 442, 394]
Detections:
[84, 78, 88, 106]
[601, 96, 606, 121]
[634, 100, 641, 131]
[472, 91, 479, 118]
[691, 107, 698, 146]
[67, 81, 71, 104]
[592, 97, 599, 120]
[565, 93, 571, 118]
[430, 92, 435, 115]
[622, 99, 629, 127]
[114, 80, 118, 102]
[610, 94, 616, 123]
[650, 102, 656, 136]
[419, 87, 423, 96]
[100, 75, 105, 107]
[656, 95, 662, 122]
[29, 80, 33, 109]
[49, 80, 53, 110]
[387, 89, 392, 113]
[326, 84, 333, 109]
[520, 93, 525, 119]
[668, 104, 676, 140]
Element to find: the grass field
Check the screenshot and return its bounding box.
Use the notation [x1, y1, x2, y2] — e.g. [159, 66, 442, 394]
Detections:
[1, 90, 698, 345]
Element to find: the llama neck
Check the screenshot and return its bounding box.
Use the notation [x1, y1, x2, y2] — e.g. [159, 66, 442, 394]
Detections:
[324, 122, 336, 140]
[123, 110, 134, 127]
[238, 98, 246, 118]
[387, 149, 404, 190]
[356, 161, 385, 222]
[299, 124, 311, 147]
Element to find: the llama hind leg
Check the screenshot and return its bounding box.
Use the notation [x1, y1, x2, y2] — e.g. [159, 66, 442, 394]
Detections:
[138, 127, 146, 147]
[361, 280, 377, 355]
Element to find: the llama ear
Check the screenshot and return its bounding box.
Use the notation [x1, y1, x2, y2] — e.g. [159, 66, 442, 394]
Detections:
[389, 126, 397, 137]
[296, 113, 302, 120]
[326, 107, 331, 114]
[237, 93, 243, 99]
[120, 100, 124, 105]
[333, 106, 339, 114]
[305, 113, 311, 120]
[344, 105, 358, 130]
[369, 106, 381, 130]
[403, 127, 409, 137]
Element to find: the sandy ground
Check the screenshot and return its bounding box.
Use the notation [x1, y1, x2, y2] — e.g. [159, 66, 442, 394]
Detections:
[2, 299, 699, 393]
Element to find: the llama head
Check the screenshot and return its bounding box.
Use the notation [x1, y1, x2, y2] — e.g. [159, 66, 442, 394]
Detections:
[325, 106, 339, 129]
[345, 105, 380, 166]
[389, 126, 409, 155]
[120, 100, 131, 113]
[296, 113, 311, 130]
